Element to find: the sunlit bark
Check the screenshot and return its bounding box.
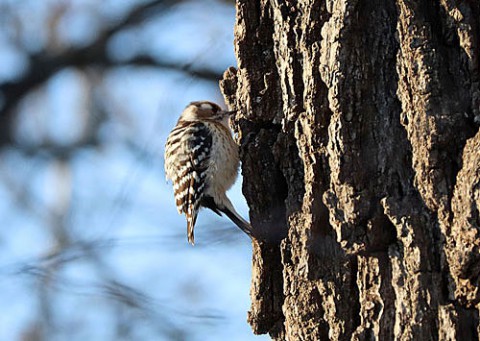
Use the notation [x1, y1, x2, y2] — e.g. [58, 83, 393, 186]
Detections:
[222, 0, 480, 339]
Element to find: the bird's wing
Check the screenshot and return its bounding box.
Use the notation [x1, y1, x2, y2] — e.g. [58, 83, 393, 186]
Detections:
[165, 122, 212, 244]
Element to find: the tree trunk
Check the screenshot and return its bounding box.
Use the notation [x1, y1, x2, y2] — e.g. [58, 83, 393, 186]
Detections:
[221, 0, 480, 340]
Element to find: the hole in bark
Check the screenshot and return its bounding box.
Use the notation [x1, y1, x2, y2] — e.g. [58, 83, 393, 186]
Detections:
[457, 307, 480, 341]
[350, 257, 362, 331]
[241, 123, 289, 244]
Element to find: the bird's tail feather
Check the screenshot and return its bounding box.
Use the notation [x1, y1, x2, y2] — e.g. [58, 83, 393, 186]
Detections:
[217, 196, 252, 238]
[201, 194, 253, 238]
[221, 206, 252, 237]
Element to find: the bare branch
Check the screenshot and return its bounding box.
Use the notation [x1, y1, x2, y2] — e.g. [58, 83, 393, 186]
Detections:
[0, 0, 222, 147]
[115, 55, 222, 81]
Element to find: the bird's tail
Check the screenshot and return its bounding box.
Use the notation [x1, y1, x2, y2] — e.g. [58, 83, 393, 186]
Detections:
[221, 206, 252, 237]
[217, 196, 252, 238]
[200, 194, 253, 238]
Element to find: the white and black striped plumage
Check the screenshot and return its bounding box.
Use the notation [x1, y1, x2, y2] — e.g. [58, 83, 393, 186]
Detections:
[164, 101, 252, 244]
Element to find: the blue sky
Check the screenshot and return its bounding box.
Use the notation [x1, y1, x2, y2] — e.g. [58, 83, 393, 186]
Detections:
[0, 0, 268, 339]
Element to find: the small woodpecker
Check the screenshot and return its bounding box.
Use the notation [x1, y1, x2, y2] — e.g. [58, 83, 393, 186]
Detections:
[164, 101, 252, 244]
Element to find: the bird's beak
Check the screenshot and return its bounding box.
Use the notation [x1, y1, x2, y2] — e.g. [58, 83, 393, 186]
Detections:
[221, 110, 236, 116]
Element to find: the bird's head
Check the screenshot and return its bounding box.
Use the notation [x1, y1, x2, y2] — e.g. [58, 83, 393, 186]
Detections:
[180, 101, 235, 127]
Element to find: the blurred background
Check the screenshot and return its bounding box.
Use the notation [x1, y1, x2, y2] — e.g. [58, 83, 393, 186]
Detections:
[0, 0, 264, 340]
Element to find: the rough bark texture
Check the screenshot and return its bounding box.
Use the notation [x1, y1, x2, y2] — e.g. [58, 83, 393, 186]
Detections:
[220, 0, 480, 340]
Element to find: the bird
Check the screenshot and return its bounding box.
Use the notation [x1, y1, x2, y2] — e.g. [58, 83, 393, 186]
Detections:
[164, 101, 252, 244]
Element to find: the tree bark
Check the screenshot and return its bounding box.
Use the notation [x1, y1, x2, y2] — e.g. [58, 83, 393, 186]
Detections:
[221, 0, 480, 340]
